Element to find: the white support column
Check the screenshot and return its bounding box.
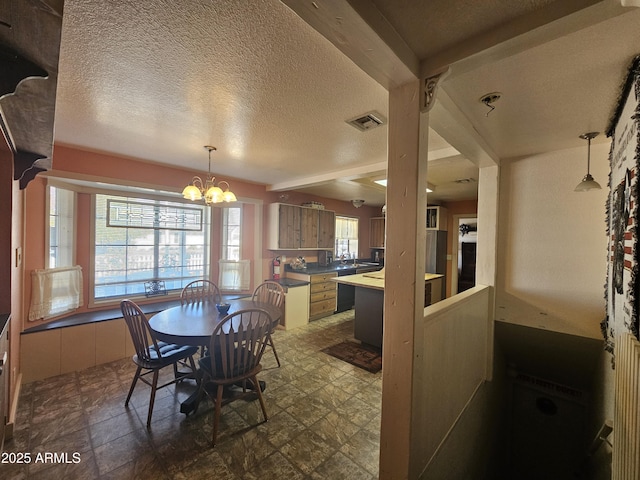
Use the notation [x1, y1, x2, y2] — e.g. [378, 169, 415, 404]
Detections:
[476, 164, 499, 381]
[379, 79, 426, 479]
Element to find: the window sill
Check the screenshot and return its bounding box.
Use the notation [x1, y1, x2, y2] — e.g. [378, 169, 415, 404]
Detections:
[22, 294, 249, 334]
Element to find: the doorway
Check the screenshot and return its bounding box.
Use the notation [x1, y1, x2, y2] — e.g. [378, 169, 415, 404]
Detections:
[451, 215, 477, 295]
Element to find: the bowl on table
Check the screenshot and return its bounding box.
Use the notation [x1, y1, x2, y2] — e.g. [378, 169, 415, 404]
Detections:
[216, 303, 231, 315]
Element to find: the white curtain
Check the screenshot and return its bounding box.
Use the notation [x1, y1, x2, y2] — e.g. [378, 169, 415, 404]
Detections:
[29, 266, 83, 321]
[218, 260, 251, 291]
[335, 216, 358, 239]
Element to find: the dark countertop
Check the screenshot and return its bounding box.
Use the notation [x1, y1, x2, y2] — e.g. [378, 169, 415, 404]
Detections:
[285, 262, 382, 276]
[272, 278, 310, 288]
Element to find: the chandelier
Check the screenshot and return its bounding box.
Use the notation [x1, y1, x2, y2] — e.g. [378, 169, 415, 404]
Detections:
[182, 146, 237, 204]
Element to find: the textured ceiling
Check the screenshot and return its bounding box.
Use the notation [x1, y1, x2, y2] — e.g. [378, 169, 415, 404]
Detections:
[50, 0, 640, 206]
[56, 0, 388, 189]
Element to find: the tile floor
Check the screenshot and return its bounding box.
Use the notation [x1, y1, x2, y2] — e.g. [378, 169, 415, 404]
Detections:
[3, 311, 381, 479]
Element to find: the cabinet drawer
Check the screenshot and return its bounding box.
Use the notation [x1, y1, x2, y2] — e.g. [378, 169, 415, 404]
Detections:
[311, 289, 336, 303]
[310, 298, 336, 318]
[310, 273, 337, 283]
[310, 281, 336, 294]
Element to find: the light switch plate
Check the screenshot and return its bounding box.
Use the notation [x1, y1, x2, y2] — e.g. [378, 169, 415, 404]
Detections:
[15, 247, 22, 267]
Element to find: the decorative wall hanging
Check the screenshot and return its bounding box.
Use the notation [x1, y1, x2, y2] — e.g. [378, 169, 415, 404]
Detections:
[603, 55, 640, 359]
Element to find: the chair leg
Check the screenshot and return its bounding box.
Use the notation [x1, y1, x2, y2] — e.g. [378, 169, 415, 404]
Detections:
[267, 333, 281, 367]
[252, 375, 268, 422]
[125, 366, 142, 406]
[188, 355, 197, 377]
[146, 370, 159, 428]
[213, 384, 224, 446]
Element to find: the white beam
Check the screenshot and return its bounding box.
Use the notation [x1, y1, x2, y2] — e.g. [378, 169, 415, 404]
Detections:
[281, 0, 418, 89]
[425, 0, 632, 79]
[266, 160, 387, 191]
[430, 89, 500, 168]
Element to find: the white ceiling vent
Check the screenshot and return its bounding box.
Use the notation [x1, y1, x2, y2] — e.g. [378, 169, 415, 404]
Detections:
[346, 111, 386, 132]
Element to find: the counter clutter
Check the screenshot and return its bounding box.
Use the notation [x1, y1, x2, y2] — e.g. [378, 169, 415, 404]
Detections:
[284, 260, 383, 321]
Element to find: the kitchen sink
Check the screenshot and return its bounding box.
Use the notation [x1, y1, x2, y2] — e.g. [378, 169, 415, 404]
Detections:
[337, 262, 379, 269]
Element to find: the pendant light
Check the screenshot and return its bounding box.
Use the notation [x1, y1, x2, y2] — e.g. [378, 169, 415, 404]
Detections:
[574, 132, 602, 192]
[182, 146, 237, 204]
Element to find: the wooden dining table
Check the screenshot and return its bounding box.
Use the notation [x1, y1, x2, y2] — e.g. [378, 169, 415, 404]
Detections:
[149, 298, 282, 346]
[148, 298, 282, 414]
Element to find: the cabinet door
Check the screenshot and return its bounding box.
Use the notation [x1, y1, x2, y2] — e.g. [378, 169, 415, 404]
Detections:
[317, 210, 336, 249]
[370, 217, 385, 248]
[426, 206, 448, 230]
[300, 208, 319, 248]
[278, 204, 301, 249]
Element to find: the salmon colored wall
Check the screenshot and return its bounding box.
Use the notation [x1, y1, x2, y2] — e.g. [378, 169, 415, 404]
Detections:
[23, 177, 47, 328]
[22, 145, 380, 328]
[76, 192, 92, 306]
[1, 141, 11, 313]
[10, 174, 24, 413]
[2, 133, 25, 419]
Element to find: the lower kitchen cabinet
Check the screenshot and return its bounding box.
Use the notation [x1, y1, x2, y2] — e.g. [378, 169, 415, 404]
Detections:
[282, 283, 310, 330]
[286, 271, 337, 321]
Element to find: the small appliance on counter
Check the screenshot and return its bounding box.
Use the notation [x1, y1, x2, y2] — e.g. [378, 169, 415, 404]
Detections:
[318, 250, 333, 266]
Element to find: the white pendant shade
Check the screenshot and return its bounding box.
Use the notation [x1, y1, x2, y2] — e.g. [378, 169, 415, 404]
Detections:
[574, 174, 602, 192]
[574, 132, 601, 192]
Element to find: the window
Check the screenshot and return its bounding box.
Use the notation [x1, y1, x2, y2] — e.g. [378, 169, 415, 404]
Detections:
[93, 194, 210, 301]
[221, 206, 242, 260]
[219, 205, 249, 291]
[335, 216, 359, 259]
[47, 186, 76, 269]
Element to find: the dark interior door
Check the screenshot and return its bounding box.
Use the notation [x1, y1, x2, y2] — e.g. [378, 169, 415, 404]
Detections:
[458, 242, 476, 293]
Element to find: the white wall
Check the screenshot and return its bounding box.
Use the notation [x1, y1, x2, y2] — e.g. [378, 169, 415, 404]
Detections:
[496, 141, 614, 474]
[496, 142, 609, 339]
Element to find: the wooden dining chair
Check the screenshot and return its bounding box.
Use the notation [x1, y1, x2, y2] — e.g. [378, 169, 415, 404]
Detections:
[198, 308, 273, 446]
[252, 281, 285, 367]
[120, 299, 198, 428]
[180, 280, 222, 356]
[180, 279, 222, 305]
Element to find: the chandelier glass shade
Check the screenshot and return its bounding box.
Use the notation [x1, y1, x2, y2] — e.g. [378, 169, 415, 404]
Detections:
[182, 146, 237, 204]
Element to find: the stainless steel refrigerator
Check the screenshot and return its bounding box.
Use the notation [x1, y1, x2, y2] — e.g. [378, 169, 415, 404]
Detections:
[425, 230, 447, 299]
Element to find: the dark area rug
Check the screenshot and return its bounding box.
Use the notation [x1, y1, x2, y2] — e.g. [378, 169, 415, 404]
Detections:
[322, 341, 382, 373]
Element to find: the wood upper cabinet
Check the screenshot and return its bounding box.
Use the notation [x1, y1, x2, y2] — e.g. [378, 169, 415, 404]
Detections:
[300, 208, 319, 248]
[370, 217, 385, 248]
[268, 203, 335, 250]
[317, 209, 335, 249]
[276, 203, 301, 249]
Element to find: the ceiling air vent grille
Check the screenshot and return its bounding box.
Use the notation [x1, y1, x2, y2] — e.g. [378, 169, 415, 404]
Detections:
[346, 111, 386, 132]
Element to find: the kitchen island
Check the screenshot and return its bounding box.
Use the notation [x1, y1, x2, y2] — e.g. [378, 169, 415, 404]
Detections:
[332, 271, 444, 348]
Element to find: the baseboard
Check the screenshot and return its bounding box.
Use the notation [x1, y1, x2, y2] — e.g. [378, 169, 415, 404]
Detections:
[5, 372, 22, 440]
